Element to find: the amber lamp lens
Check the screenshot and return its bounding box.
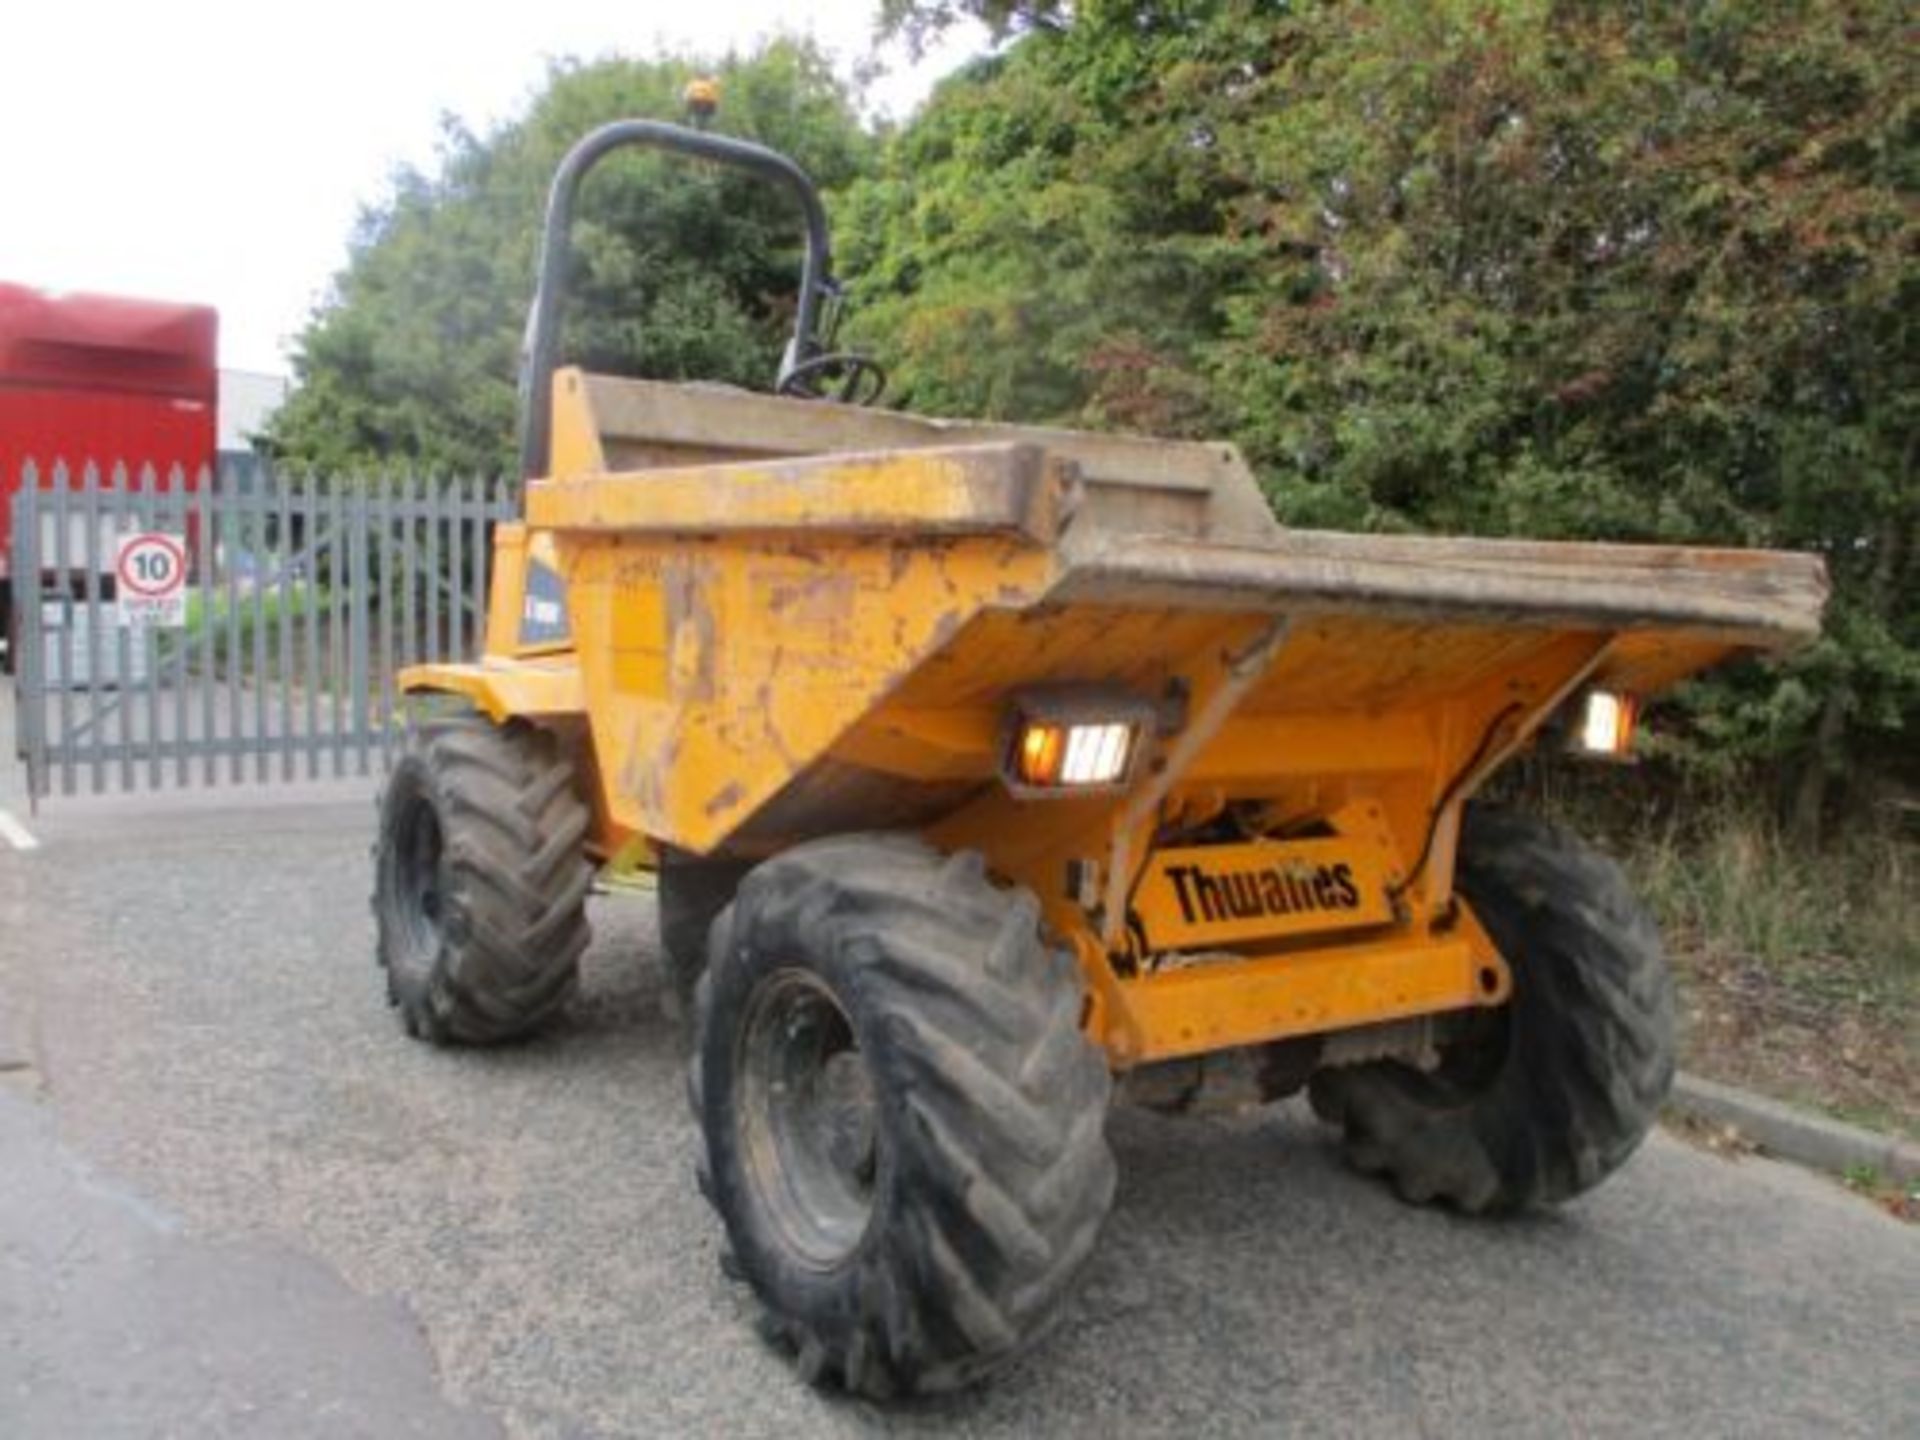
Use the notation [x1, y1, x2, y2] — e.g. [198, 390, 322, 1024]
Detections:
[1017, 723, 1066, 785]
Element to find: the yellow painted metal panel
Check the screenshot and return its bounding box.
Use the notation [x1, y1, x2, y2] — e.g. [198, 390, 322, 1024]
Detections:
[562, 532, 1057, 853]
[1120, 930, 1500, 1063]
[483, 523, 527, 657]
[527, 443, 1072, 542]
[397, 659, 585, 722]
[548, 368, 609, 479]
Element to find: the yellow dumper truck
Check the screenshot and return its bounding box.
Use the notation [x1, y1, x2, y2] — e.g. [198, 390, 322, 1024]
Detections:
[371, 121, 1827, 1397]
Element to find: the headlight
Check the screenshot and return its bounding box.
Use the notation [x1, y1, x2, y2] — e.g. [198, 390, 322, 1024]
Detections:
[1002, 689, 1152, 794]
[1015, 720, 1134, 787]
[1572, 689, 1639, 759]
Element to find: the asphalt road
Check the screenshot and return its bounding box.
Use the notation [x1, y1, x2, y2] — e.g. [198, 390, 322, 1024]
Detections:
[1, 791, 1915, 1439]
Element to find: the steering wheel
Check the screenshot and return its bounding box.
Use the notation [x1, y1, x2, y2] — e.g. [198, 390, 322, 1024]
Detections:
[777, 351, 889, 407]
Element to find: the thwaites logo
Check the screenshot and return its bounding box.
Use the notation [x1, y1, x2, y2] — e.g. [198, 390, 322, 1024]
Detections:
[1163, 858, 1362, 926]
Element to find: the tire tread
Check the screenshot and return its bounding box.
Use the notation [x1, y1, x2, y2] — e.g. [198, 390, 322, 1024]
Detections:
[373, 710, 592, 1045]
[691, 833, 1115, 1397]
[1311, 805, 1674, 1212]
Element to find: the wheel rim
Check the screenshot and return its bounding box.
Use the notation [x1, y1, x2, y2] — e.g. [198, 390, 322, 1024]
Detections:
[392, 791, 446, 960]
[737, 968, 880, 1269]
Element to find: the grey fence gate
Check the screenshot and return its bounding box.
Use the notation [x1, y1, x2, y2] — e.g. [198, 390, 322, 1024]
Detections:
[7, 462, 517, 807]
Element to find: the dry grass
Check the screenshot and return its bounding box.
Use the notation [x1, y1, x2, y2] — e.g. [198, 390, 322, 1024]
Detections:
[1625, 807, 1916, 1005]
[1516, 778, 1918, 1139]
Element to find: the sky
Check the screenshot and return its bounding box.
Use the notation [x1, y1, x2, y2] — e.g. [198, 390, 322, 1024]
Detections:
[0, 2, 983, 377]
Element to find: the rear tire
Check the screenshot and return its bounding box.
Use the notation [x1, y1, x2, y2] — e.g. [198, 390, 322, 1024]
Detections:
[1310, 805, 1674, 1212]
[691, 835, 1116, 1397]
[372, 707, 592, 1044]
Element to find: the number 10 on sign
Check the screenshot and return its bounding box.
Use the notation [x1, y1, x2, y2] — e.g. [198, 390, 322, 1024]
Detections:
[115, 533, 189, 628]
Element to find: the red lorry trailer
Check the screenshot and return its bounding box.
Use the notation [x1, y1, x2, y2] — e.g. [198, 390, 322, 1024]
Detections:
[0, 282, 218, 671]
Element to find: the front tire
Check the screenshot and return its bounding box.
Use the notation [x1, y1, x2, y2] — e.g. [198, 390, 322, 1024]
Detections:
[691, 836, 1116, 1397]
[372, 707, 592, 1044]
[1310, 806, 1674, 1212]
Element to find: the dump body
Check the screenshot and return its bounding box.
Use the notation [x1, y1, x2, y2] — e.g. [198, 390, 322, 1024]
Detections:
[406, 369, 1825, 1067]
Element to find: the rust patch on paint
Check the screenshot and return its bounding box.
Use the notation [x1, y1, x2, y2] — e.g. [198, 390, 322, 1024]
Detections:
[664, 557, 717, 702]
[755, 567, 856, 627]
[753, 675, 801, 770]
[627, 716, 670, 822]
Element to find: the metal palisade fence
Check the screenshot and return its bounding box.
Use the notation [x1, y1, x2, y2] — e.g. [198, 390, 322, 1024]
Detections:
[7, 461, 518, 806]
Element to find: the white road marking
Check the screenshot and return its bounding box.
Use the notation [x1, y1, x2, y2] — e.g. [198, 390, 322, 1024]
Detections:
[0, 809, 39, 851]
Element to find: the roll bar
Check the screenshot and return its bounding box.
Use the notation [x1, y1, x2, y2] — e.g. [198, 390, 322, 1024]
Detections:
[518, 120, 836, 480]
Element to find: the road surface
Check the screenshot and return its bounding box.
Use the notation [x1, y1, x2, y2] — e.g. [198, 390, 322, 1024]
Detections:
[1, 785, 1914, 1438]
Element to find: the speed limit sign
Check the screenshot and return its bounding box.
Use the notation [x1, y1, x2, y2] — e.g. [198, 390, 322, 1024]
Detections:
[115, 532, 189, 628]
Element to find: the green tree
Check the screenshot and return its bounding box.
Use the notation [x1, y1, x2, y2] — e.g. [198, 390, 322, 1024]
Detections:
[878, 0, 1069, 50]
[267, 41, 873, 477]
[846, 0, 1916, 828]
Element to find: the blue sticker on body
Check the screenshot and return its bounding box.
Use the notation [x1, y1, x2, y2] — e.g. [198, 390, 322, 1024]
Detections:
[519, 560, 571, 646]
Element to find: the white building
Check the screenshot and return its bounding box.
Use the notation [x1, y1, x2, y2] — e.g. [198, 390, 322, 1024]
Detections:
[217, 369, 290, 458]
